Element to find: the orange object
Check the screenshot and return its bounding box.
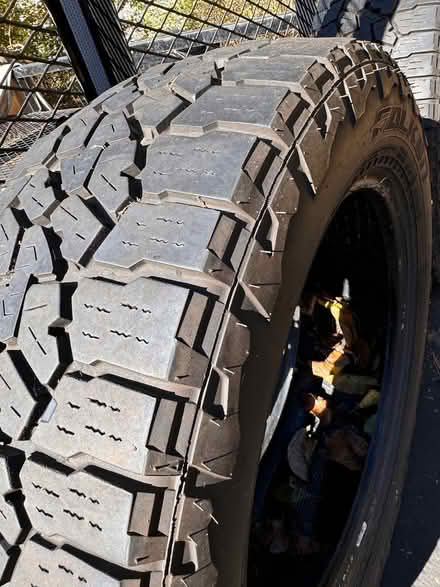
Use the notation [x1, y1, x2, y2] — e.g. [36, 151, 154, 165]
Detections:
[303, 394, 332, 425]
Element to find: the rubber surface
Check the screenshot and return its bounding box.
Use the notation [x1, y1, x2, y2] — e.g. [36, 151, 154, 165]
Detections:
[379, 285, 440, 586]
[0, 37, 431, 586]
[314, 8, 440, 585]
[314, 0, 440, 280]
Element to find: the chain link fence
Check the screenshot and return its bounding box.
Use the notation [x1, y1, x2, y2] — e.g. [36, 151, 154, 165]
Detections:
[0, 0, 317, 180]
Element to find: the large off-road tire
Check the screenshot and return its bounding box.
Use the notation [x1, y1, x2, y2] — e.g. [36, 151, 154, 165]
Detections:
[314, 0, 440, 280]
[0, 38, 431, 586]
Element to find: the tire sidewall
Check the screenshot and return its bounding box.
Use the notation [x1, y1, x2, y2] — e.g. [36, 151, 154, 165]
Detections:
[211, 76, 431, 587]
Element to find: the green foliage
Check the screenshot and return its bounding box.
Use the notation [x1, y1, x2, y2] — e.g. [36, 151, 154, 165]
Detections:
[0, 0, 293, 109]
[0, 1, 85, 108]
[1, 0, 63, 58]
[116, 0, 293, 41]
[1, 0, 293, 59]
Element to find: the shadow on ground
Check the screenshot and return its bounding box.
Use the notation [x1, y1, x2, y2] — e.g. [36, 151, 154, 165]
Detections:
[315, 0, 397, 41]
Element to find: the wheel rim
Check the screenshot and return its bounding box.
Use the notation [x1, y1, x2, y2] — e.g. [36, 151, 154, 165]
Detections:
[248, 188, 396, 587]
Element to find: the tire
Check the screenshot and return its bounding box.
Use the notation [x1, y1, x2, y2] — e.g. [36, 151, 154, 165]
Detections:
[0, 38, 431, 586]
[313, 0, 440, 281]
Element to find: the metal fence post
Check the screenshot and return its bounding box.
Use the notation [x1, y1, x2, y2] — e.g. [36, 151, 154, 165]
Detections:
[44, 0, 136, 101]
[296, 0, 318, 36]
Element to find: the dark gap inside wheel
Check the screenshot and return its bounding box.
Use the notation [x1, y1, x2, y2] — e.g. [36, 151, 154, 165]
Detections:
[248, 190, 391, 586]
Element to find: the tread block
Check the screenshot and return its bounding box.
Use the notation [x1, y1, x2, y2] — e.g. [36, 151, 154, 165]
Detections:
[187, 528, 211, 570]
[396, 53, 440, 79]
[209, 365, 242, 418]
[137, 62, 173, 80]
[32, 375, 156, 475]
[296, 97, 343, 194]
[140, 133, 264, 223]
[0, 447, 27, 545]
[174, 497, 214, 577]
[14, 225, 53, 278]
[409, 76, 440, 102]
[173, 562, 217, 586]
[89, 79, 135, 111]
[398, 0, 436, 9]
[167, 58, 206, 75]
[94, 202, 234, 288]
[0, 226, 54, 343]
[342, 66, 377, 120]
[147, 399, 195, 459]
[138, 58, 211, 99]
[179, 497, 213, 540]
[20, 459, 170, 566]
[61, 147, 102, 197]
[375, 66, 395, 101]
[216, 311, 250, 370]
[192, 413, 240, 484]
[202, 41, 270, 68]
[241, 240, 282, 319]
[101, 86, 142, 115]
[147, 399, 178, 454]
[18, 282, 66, 385]
[0, 175, 31, 215]
[143, 450, 184, 476]
[191, 315, 247, 483]
[89, 112, 133, 147]
[264, 165, 299, 251]
[129, 489, 174, 537]
[0, 208, 20, 275]
[137, 72, 175, 93]
[391, 32, 440, 60]
[10, 539, 142, 586]
[308, 60, 336, 96]
[206, 310, 250, 418]
[222, 56, 316, 89]
[17, 169, 59, 226]
[392, 4, 440, 35]
[0, 498, 22, 544]
[58, 110, 102, 158]
[239, 37, 350, 59]
[178, 528, 211, 575]
[68, 277, 210, 386]
[171, 86, 293, 149]
[99, 138, 140, 175]
[0, 272, 31, 343]
[52, 195, 105, 265]
[418, 100, 440, 121]
[169, 64, 214, 103]
[329, 45, 356, 75]
[133, 92, 185, 143]
[0, 351, 38, 439]
[10, 125, 66, 178]
[87, 160, 132, 220]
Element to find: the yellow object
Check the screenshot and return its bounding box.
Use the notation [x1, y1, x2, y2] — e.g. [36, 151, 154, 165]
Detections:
[317, 296, 358, 347]
[311, 355, 350, 379]
[311, 343, 351, 379]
